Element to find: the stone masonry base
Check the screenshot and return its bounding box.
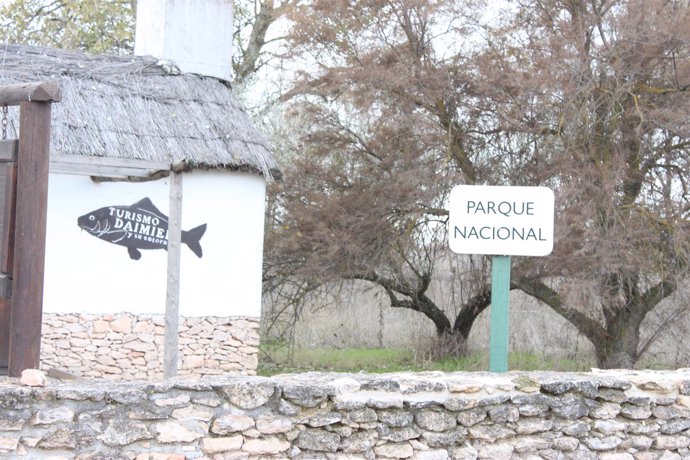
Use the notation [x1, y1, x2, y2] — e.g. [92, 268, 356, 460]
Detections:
[1, 370, 690, 458]
[40, 313, 259, 380]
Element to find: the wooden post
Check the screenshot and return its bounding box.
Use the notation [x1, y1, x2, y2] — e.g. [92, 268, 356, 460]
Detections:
[2, 157, 18, 274]
[0, 297, 8, 372]
[0, 140, 17, 372]
[8, 101, 52, 377]
[164, 171, 183, 378]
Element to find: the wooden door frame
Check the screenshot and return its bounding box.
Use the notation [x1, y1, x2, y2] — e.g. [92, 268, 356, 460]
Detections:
[0, 81, 60, 377]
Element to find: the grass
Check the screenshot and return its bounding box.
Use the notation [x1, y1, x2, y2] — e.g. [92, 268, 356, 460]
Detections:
[258, 346, 417, 375]
[257, 345, 591, 376]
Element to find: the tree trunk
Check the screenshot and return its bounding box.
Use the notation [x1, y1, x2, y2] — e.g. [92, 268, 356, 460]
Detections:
[514, 277, 676, 369]
[594, 332, 639, 369]
[381, 283, 491, 359]
[434, 328, 469, 358]
[428, 289, 492, 359]
[593, 300, 645, 369]
[453, 288, 491, 340]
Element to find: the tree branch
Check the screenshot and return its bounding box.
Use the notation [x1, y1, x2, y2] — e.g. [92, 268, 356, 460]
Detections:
[354, 272, 451, 335]
[640, 279, 677, 315]
[513, 277, 608, 346]
[452, 287, 491, 338]
[234, 0, 278, 85]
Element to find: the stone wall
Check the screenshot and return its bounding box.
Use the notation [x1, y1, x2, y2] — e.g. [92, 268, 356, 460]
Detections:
[40, 314, 259, 380]
[2, 369, 690, 459]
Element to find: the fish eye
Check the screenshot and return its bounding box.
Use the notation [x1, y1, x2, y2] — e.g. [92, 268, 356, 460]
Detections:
[89, 215, 95, 221]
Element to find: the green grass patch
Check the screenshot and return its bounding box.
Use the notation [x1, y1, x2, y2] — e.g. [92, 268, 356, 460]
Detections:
[508, 351, 589, 372]
[257, 346, 591, 375]
[258, 347, 417, 375]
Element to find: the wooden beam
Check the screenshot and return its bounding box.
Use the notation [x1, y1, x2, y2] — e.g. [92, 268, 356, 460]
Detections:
[0, 140, 18, 162]
[8, 101, 51, 377]
[50, 155, 171, 179]
[164, 171, 183, 379]
[0, 273, 10, 370]
[0, 296, 9, 371]
[0, 81, 61, 106]
[0, 141, 17, 375]
[1, 163, 17, 275]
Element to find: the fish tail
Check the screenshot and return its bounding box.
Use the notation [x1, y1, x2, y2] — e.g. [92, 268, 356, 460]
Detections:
[182, 224, 207, 258]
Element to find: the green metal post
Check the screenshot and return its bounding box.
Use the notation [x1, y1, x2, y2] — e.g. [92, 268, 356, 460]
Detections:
[489, 255, 511, 372]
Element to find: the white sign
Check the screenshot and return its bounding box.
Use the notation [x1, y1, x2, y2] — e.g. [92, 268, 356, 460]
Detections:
[449, 185, 554, 256]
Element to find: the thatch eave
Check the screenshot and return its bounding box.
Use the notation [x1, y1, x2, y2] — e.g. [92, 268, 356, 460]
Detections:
[0, 44, 281, 180]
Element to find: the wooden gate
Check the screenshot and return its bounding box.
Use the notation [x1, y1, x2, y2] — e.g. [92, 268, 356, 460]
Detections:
[0, 81, 60, 377]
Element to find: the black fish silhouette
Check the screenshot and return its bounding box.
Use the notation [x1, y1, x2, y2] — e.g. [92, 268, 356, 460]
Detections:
[77, 197, 206, 260]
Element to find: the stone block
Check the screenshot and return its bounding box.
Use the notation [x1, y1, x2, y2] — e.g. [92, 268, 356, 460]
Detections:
[256, 416, 295, 434]
[31, 406, 75, 425]
[242, 436, 291, 455]
[377, 425, 422, 442]
[477, 442, 514, 460]
[456, 408, 486, 427]
[420, 428, 466, 448]
[487, 405, 520, 423]
[220, 380, 275, 409]
[295, 429, 341, 452]
[201, 435, 244, 453]
[468, 424, 515, 442]
[339, 430, 377, 453]
[583, 435, 623, 451]
[154, 420, 205, 443]
[552, 436, 579, 452]
[110, 315, 132, 333]
[20, 369, 47, 387]
[211, 414, 255, 434]
[99, 418, 153, 446]
[0, 435, 20, 452]
[513, 435, 551, 452]
[379, 410, 414, 428]
[620, 404, 652, 420]
[374, 442, 414, 458]
[589, 402, 621, 419]
[654, 435, 690, 450]
[414, 411, 457, 432]
[171, 405, 214, 422]
[516, 417, 553, 434]
[282, 383, 329, 408]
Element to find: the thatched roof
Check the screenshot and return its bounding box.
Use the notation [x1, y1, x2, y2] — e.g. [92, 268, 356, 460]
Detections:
[0, 44, 280, 179]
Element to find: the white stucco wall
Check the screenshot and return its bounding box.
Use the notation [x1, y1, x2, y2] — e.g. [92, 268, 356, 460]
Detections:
[179, 171, 266, 318]
[134, 0, 234, 81]
[43, 170, 266, 318]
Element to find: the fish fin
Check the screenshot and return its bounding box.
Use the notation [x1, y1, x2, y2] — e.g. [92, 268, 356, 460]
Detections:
[132, 197, 164, 216]
[182, 223, 207, 258]
[127, 246, 142, 260]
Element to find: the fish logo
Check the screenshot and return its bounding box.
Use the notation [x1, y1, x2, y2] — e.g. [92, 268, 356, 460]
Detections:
[77, 197, 207, 260]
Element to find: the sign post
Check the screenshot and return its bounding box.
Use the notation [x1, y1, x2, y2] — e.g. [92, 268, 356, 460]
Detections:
[448, 185, 554, 372]
[489, 255, 511, 372]
[0, 82, 61, 377]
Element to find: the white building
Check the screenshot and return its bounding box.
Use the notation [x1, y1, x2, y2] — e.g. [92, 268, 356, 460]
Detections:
[0, 0, 279, 379]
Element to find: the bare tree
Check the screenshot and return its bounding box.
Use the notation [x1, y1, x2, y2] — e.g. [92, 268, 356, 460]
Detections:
[474, 0, 690, 367]
[0, 0, 293, 90]
[232, 0, 297, 87]
[264, 0, 690, 368]
[0, 0, 137, 53]
[263, 0, 501, 354]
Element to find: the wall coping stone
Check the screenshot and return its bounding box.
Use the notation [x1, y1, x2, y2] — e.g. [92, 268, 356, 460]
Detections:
[2, 369, 690, 458]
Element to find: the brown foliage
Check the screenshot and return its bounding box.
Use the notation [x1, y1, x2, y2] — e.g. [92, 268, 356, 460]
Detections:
[265, 0, 491, 351]
[264, 0, 690, 367]
[497, 0, 690, 367]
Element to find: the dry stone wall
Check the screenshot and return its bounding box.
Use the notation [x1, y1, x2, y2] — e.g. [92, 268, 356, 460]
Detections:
[2, 370, 690, 459]
[40, 314, 259, 380]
